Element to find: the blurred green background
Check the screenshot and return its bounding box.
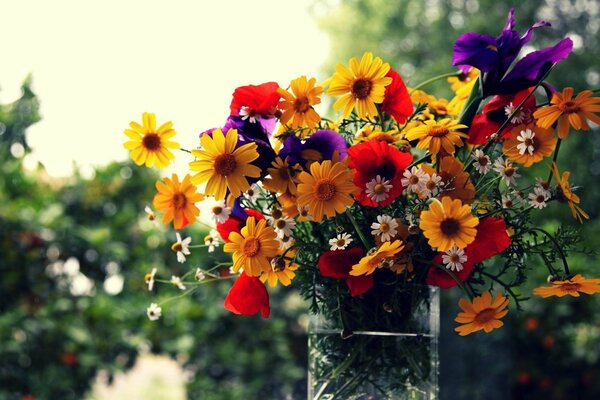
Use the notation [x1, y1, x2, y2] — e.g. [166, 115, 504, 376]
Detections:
[1, 1, 599, 399]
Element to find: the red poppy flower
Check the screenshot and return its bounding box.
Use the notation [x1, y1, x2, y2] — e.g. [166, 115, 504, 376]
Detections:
[229, 82, 281, 118]
[381, 68, 413, 124]
[427, 217, 511, 288]
[318, 247, 373, 296]
[224, 272, 270, 318]
[216, 208, 265, 243]
[62, 352, 78, 365]
[468, 87, 536, 145]
[348, 140, 412, 207]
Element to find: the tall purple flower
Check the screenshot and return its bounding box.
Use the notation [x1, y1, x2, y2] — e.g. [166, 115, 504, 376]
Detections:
[278, 129, 348, 168]
[452, 8, 572, 96]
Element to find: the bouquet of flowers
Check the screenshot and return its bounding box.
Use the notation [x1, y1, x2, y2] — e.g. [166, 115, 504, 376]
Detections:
[123, 8, 600, 399]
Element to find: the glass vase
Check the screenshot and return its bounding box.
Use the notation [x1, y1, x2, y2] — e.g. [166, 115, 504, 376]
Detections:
[307, 285, 439, 400]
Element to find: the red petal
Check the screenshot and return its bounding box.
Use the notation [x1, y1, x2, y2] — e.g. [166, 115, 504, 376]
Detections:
[318, 248, 364, 279]
[426, 253, 475, 289]
[466, 217, 511, 264]
[230, 82, 281, 116]
[345, 275, 374, 297]
[467, 114, 501, 145]
[224, 272, 270, 318]
[381, 68, 413, 124]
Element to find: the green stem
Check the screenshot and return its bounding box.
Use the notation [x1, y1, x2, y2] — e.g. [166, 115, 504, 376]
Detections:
[346, 210, 372, 250]
[546, 138, 562, 184]
[416, 259, 473, 300]
[529, 227, 571, 276]
[410, 72, 461, 93]
[479, 270, 526, 307]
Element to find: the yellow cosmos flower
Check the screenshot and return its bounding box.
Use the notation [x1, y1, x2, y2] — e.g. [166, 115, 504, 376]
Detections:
[404, 119, 468, 157]
[550, 163, 589, 223]
[123, 112, 179, 169]
[296, 160, 357, 222]
[349, 240, 405, 276]
[277, 76, 323, 129]
[534, 87, 600, 139]
[455, 291, 509, 336]
[260, 253, 298, 287]
[355, 125, 407, 146]
[502, 124, 557, 167]
[420, 196, 479, 252]
[223, 217, 280, 277]
[533, 274, 600, 298]
[327, 52, 392, 118]
[152, 174, 204, 229]
[189, 128, 261, 200]
[262, 157, 299, 195]
[447, 77, 478, 117]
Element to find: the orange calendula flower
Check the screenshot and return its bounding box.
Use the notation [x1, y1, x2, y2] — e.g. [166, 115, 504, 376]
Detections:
[189, 128, 261, 200]
[349, 240, 405, 276]
[419, 196, 479, 252]
[550, 162, 589, 223]
[327, 52, 392, 118]
[533, 274, 600, 298]
[423, 157, 475, 204]
[296, 160, 357, 222]
[404, 119, 468, 157]
[502, 123, 557, 167]
[533, 87, 600, 139]
[223, 217, 280, 277]
[262, 157, 299, 195]
[152, 174, 204, 229]
[123, 112, 179, 169]
[277, 76, 323, 129]
[455, 291, 509, 336]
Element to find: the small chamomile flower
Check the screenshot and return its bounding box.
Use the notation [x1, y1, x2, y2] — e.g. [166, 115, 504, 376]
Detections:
[493, 157, 520, 186]
[170, 275, 186, 290]
[147, 303, 162, 321]
[421, 173, 442, 198]
[244, 183, 261, 202]
[501, 194, 514, 209]
[210, 201, 231, 224]
[145, 268, 157, 291]
[441, 246, 467, 272]
[516, 128, 535, 155]
[271, 215, 296, 238]
[401, 167, 428, 193]
[171, 232, 191, 263]
[504, 102, 530, 124]
[204, 229, 221, 253]
[329, 232, 353, 251]
[370, 215, 399, 242]
[535, 177, 551, 192]
[145, 206, 157, 222]
[528, 187, 550, 209]
[194, 268, 205, 281]
[239, 106, 258, 123]
[471, 149, 492, 174]
[365, 175, 393, 202]
[278, 235, 294, 250]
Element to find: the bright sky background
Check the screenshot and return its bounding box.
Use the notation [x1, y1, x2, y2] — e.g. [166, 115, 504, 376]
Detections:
[1, 0, 330, 177]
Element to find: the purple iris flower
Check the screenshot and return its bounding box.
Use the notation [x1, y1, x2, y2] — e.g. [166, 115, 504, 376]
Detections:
[452, 8, 572, 95]
[278, 129, 348, 168]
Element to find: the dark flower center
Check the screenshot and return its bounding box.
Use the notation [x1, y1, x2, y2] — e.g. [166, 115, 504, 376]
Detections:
[171, 242, 183, 252]
[427, 126, 449, 137]
[373, 183, 387, 194]
[315, 180, 337, 201]
[352, 78, 373, 100]
[275, 219, 287, 229]
[142, 133, 161, 150]
[294, 97, 310, 113]
[440, 218, 460, 236]
[559, 282, 581, 293]
[504, 167, 515, 177]
[242, 237, 261, 257]
[475, 308, 497, 324]
[214, 154, 237, 176]
[172, 193, 187, 209]
[560, 101, 580, 114]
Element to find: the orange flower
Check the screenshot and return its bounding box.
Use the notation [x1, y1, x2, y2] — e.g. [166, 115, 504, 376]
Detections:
[152, 174, 204, 229]
[533, 274, 600, 298]
[422, 157, 475, 203]
[550, 162, 589, 223]
[534, 87, 600, 139]
[502, 124, 557, 167]
[455, 291, 509, 336]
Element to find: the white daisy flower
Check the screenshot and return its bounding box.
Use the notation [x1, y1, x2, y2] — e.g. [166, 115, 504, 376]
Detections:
[170, 275, 186, 290]
[365, 175, 393, 202]
[501, 194, 514, 209]
[471, 149, 492, 174]
[171, 232, 192, 263]
[210, 201, 231, 224]
[244, 183, 261, 202]
[144, 206, 157, 222]
[329, 232, 353, 251]
[493, 157, 520, 186]
[504, 102, 530, 124]
[421, 173, 442, 198]
[401, 167, 427, 193]
[528, 187, 550, 209]
[146, 303, 162, 321]
[516, 128, 535, 155]
[144, 268, 157, 291]
[297, 205, 314, 221]
[371, 215, 399, 242]
[278, 235, 294, 250]
[194, 268, 205, 281]
[535, 177, 551, 192]
[271, 215, 296, 238]
[204, 230, 221, 253]
[239, 106, 258, 123]
[441, 246, 467, 272]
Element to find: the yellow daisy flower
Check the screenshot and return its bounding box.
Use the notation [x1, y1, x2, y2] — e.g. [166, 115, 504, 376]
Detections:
[420, 196, 479, 252]
[296, 160, 357, 222]
[349, 240, 405, 276]
[123, 112, 179, 169]
[455, 291, 509, 336]
[327, 52, 392, 118]
[404, 118, 468, 157]
[277, 76, 323, 129]
[223, 217, 280, 277]
[550, 162, 589, 223]
[448, 68, 479, 92]
[189, 128, 261, 200]
[533, 274, 600, 298]
[534, 87, 600, 139]
[260, 253, 298, 287]
[502, 124, 557, 167]
[262, 157, 299, 195]
[152, 174, 204, 229]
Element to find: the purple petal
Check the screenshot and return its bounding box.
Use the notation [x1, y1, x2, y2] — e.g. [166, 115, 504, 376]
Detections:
[303, 130, 348, 161]
[503, 8, 516, 31]
[452, 32, 499, 73]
